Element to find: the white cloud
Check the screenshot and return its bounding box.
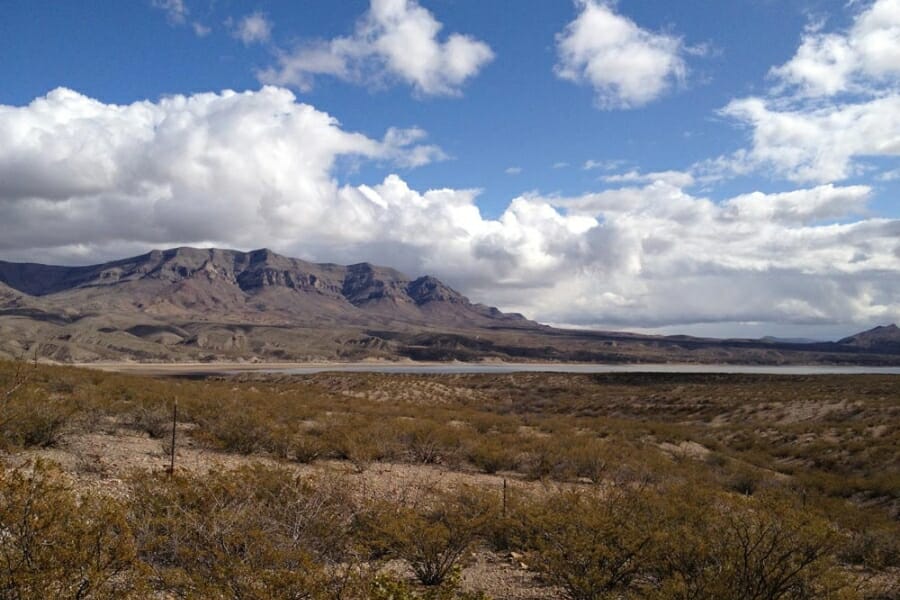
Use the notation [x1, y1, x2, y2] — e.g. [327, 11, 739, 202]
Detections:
[771, 0, 900, 97]
[258, 0, 493, 97]
[555, 0, 690, 109]
[603, 169, 695, 188]
[192, 22, 211, 37]
[583, 159, 626, 171]
[0, 87, 444, 252]
[545, 182, 899, 327]
[381, 127, 448, 167]
[1, 88, 898, 332]
[722, 90, 900, 184]
[878, 167, 900, 181]
[505, 167, 523, 175]
[232, 12, 272, 45]
[152, 0, 188, 25]
[718, 0, 900, 184]
[721, 184, 870, 225]
[152, 0, 210, 38]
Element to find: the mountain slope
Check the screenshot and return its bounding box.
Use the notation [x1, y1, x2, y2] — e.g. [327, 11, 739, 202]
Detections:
[0, 247, 531, 328]
[838, 324, 900, 353]
[0, 248, 898, 365]
[0, 247, 538, 362]
[0, 281, 20, 303]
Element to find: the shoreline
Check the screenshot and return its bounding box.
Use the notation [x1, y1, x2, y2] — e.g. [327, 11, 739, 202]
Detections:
[68, 360, 900, 376]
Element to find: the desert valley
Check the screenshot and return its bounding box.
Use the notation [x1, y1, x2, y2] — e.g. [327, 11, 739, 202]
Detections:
[2, 0, 900, 598]
[2, 247, 899, 367]
[0, 247, 897, 599]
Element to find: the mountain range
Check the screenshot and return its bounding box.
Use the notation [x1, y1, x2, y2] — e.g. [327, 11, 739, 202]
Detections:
[0, 247, 898, 365]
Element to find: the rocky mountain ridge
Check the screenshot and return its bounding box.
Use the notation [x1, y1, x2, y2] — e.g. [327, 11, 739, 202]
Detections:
[0, 248, 897, 365]
[0, 247, 529, 328]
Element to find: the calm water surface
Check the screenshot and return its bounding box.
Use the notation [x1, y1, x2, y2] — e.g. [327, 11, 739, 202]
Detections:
[252, 363, 900, 376]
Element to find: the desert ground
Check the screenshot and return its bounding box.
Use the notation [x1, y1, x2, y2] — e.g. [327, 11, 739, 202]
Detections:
[0, 360, 897, 599]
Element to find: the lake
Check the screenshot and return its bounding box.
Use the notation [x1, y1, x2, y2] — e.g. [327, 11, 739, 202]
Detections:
[249, 363, 900, 376]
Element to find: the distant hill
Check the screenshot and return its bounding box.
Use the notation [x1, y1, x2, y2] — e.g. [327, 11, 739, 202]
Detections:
[1, 247, 899, 365]
[760, 336, 822, 345]
[0, 281, 20, 301]
[838, 324, 900, 353]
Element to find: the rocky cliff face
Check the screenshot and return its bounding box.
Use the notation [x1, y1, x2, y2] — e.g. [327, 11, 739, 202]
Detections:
[340, 263, 411, 306]
[407, 275, 466, 305]
[0, 247, 531, 327]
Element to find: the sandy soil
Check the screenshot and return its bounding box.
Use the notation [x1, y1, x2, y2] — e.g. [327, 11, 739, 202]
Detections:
[3, 422, 560, 599]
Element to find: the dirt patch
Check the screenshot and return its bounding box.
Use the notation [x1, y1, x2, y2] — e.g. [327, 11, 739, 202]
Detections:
[658, 440, 711, 459]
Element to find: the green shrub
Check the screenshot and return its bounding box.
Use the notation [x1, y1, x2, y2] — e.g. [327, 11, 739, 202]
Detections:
[370, 569, 490, 600]
[322, 418, 400, 472]
[0, 389, 72, 448]
[725, 468, 762, 496]
[522, 487, 658, 600]
[291, 433, 324, 463]
[400, 421, 462, 465]
[465, 438, 518, 474]
[839, 526, 900, 570]
[193, 402, 272, 454]
[651, 488, 855, 600]
[0, 460, 144, 599]
[127, 401, 172, 439]
[361, 487, 496, 586]
[127, 464, 367, 598]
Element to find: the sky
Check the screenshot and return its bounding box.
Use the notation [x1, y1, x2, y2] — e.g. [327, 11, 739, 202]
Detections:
[1, 0, 899, 340]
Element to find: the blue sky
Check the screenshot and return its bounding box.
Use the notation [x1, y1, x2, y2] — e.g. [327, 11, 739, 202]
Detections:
[5, 0, 886, 211]
[1, 0, 899, 338]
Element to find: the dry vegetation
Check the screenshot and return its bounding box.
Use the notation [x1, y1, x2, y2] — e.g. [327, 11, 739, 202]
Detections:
[0, 361, 898, 599]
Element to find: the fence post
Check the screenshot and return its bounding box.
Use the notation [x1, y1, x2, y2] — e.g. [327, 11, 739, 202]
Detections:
[168, 398, 178, 475]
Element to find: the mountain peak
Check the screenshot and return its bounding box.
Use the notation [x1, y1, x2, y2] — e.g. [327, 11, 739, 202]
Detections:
[838, 323, 900, 350]
[0, 247, 533, 330]
[246, 248, 279, 263]
[407, 275, 465, 305]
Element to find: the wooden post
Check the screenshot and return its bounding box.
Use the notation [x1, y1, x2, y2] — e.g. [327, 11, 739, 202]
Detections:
[502, 478, 508, 518]
[168, 398, 177, 476]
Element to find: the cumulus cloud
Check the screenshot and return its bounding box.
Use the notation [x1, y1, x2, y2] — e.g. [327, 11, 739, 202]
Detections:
[721, 184, 871, 225]
[1, 88, 898, 332]
[0, 87, 445, 253]
[546, 182, 898, 327]
[721, 95, 900, 183]
[258, 0, 494, 97]
[232, 12, 272, 45]
[555, 0, 690, 109]
[721, 0, 900, 184]
[771, 0, 900, 97]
